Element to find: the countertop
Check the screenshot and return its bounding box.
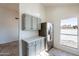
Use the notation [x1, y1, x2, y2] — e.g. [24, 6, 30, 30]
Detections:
[22, 36, 45, 43]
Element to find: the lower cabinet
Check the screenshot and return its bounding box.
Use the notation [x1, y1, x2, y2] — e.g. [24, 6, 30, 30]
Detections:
[40, 38, 45, 52]
[22, 37, 45, 56]
[22, 40, 36, 56]
[28, 43, 36, 56]
[36, 39, 41, 55]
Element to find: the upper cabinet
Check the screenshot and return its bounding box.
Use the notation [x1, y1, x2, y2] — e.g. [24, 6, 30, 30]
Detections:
[22, 14, 41, 31]
[37, 18, 41, 30]
[22, 14, 32, 30]
[32, 16, 38, 30]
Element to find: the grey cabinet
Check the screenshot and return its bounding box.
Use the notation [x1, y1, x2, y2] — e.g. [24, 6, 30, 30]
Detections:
[22, 37, 45, 56]
[37, 18, 41, 30]
[36, 39, 40, 55]
[40, 38, 45, 52]
[22, 14, 32, 30]
[22, 14, 41, 30]
[32, 16, 38, 30]
[28, 42, 36, 56]
[22, 40, 36, 56]
[22, 40, 28, 56]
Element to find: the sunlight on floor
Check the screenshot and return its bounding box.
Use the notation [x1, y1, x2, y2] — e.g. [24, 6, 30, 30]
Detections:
[36, 50, 49, 56]
[40, 51, 49, 56]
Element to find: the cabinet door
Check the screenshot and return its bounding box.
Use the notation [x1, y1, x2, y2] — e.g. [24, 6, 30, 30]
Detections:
[32, 16, 38, 30]
[36, 40, 41, 55]
[22, 40, 27, 56]
[28, 42, 36, 56]
[23, 14, 32, 30]
[40, 38, 45, 52]
[37, 18, 41, 30]
[22, 14, 25, 30]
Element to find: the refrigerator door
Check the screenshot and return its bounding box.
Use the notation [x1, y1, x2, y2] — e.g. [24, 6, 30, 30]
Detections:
[46, 23, 53, 51]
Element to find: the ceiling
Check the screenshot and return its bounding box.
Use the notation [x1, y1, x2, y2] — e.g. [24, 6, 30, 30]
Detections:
[0, 3, 19, 12]
[42, 3, 79, 7]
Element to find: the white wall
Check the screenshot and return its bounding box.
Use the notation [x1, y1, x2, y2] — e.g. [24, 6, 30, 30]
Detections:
[45, 6, 79, 55]
[19, 3, 46, 55]
[0, 7, 19, 44]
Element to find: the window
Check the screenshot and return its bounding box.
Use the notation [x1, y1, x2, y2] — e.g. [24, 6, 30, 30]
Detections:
[60, 17, 78, 48]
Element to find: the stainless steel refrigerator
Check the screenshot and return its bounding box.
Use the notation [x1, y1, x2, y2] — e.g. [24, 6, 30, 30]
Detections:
[39, 22, 54, 51]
